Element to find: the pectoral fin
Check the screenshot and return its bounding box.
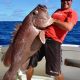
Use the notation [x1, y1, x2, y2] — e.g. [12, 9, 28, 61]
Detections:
[39, 31, 46, 44]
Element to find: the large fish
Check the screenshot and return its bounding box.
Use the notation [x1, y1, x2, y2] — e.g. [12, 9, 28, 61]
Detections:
[2, 4, 53, 80]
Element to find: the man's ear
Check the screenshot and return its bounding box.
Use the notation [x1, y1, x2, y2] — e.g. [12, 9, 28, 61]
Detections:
[39, 31, 46, 44]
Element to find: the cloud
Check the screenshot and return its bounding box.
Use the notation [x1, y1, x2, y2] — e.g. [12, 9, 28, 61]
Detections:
[0, 13, 9, 21]
[0, 13, 7, 17]
[7, 9, 27, 21]
[0, 9, 26, 21]
[0, 0, 13, 8]
[2, 0, 11, 5]
[11, 9, 26, 17]
[45, 0, 50, 3]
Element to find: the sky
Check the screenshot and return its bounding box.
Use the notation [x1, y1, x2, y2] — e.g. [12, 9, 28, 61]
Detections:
[0, 0, 80, 21]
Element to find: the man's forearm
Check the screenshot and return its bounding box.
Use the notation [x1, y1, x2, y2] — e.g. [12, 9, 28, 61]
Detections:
[53, 19, 74, 31]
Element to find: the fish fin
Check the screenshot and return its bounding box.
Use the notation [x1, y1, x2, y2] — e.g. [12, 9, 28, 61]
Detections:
[39, 31, 46, 44]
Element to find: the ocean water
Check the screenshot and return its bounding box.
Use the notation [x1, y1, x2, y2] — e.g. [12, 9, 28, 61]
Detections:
[0, 21, 80, 45]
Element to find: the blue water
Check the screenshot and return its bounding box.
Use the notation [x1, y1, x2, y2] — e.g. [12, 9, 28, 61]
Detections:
[0, 21, 80, 45]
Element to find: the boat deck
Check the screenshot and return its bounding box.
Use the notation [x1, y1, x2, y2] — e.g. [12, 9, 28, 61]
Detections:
[0, 45, 80, 80]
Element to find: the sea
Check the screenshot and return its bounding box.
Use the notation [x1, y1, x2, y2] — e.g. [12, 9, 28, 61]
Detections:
[0, 21, 80, 45]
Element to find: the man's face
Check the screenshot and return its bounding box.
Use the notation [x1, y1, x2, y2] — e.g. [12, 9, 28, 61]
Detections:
[61, 0, 72, 9]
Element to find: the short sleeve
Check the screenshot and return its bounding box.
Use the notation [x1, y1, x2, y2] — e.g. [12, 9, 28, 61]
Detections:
[67, 10, 78, 25]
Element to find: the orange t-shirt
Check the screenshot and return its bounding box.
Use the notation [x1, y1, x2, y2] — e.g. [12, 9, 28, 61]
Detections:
[45, 8, 78, 43]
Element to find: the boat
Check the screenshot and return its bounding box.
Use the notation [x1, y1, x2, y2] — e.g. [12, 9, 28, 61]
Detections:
[0, 44, 80, 80]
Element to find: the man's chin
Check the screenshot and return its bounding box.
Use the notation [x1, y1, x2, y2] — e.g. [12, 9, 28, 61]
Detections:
[62, 7, 70, 10]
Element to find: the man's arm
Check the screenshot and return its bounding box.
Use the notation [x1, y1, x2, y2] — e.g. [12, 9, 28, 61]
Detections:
[52, 10, 78, 31]
[53, 20, 75, 31]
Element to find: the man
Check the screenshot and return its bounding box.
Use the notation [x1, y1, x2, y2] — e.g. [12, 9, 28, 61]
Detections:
[26, 0, 78, 80]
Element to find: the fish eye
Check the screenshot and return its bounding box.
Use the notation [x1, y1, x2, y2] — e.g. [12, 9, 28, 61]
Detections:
[33, 10, 38, 15]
